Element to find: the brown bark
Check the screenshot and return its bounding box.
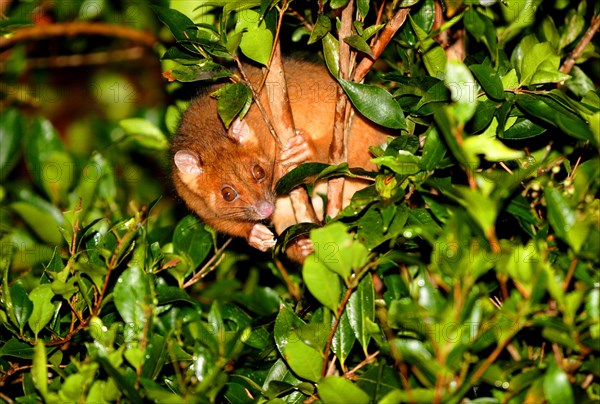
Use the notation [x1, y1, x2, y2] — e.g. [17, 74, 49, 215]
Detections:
[265, 42, 319, 224]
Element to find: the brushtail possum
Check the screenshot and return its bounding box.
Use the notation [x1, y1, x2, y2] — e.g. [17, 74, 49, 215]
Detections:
[172, 59, 389, 256]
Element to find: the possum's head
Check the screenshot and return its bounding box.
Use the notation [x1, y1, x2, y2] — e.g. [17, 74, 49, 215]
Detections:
[172, 106, 277, 230]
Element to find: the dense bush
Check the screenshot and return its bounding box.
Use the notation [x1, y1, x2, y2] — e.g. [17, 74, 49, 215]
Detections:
[0, 0, 598, 402]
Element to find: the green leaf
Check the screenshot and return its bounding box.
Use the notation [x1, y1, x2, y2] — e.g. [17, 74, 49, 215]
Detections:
[169, 62, 233, 82]
[318, 376, 369, 404]
[113, 265, 153, 342]
[343, 35, 373, 56]
[501, 117, 546, 139]
[519, 42, 570, 85]
[411, 0, 435, 33]
[543, 364, 574, 404]
[303, 258, 342, 313]
[310, 222, 369, 279]
[515, 93, 595, 144]
[119, 118, 168, 150]
[151, 5, 197, 42]
[470, 63, 504, 100]
[347, 275, 374, 354]
[380, 388, 435, 403]
[284, 335, 323, 383]
[357, 0, 369, 18]
[361, 23, 384, 41]
[373, 152, 421, 175]
[463, 129, 525, 162]
[308, 14, 331, 45]
[10, 199, 64, 246]
[558, 8, 585, 51]
[464, 8, 497, 60]
[0, 108, 23, 181]
[420, 127, 446, 170]
[445, 59, 478, 123]
[24, 118, 74, 204]
[330, 0, 349, 8]
[28, 284, 55, 338]
[453, 186, 498, 238]
[411, 17, 446, 78]
[173, 215, 213, 269]
[338, 79, 406, 129]
[0, 337, 35, 359]
[274, 304, 305, 356]
[92, 346, 143, 404]
[212, 82, 252, 128]
[322, 33, 340, 78]
[274, 305, 322, 383]
[331, 309, 355, 368]
[236, 10, 273, 65]
[32, 341, 48, 398]
[545, 185, 589, 252]
[10, 281, 33, 334]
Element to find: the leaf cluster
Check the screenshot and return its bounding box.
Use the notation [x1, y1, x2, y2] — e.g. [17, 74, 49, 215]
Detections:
[0, 0, 599, 403]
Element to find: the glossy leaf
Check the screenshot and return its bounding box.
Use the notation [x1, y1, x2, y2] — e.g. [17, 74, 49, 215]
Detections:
[212, 82, 252, 128]
[274, 305, 322, 383]
[464, 8, 497, 60]
[173, 215, 213, 269]
[10, 281, 33, 334]
[303, 257, 342, 313]
[501, 117, 547, 139]
[114, 265, 153, 342]
[543, 364, 574, 404]
[119, 118, 168, 150]
[308, 14, 331, 45]
[236, 10, 272, 65]
[338, 79, 406, 129]
[0, 337, 35, 359]
[344, 35, 373, 56]
[331, 309, 355, 368]
[32, 341, 48, 398]
[318, 376, 369, 404]
[310, 223, 369, 279]
[519, 41, 570, 85]
[545, 185, 589, 252]
[470, 63, 504, 100]
[347, 275, 375, 354]
[0, 108, 23, 181]
[151, 6, 195, 40]
[24, 118, 74, 204]
[515, 93, 595, 144]
[445, 59, 478, 123]
[27, 284, 55, 338]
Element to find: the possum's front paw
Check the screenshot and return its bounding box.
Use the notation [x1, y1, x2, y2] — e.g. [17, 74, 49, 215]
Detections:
[285, 236, 314, 263]
[248, 224, 276, 252]
[280, 131, 316, 170]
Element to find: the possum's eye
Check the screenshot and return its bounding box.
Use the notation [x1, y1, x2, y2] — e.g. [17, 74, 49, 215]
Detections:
[221, 186, 238, 202]
[252, 165, 266, 182]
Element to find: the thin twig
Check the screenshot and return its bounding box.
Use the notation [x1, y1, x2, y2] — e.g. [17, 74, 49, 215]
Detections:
[0, 21, 157, 50]
[560, 15, 600, 75]
[562, 257, 578, 291]
[326, 0, 354, 218]
[354, 7, 410, 82]
[183, 238, 232, 289]
[346, 350, 380, 376]
[9, 46, 148, 70]
[274, 258, 301, 301]
[233, 56, 283, 148]
[258, 0, 289, 93]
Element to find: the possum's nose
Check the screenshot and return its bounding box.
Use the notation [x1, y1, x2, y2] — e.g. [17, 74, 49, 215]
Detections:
[257, 201, 275, 219]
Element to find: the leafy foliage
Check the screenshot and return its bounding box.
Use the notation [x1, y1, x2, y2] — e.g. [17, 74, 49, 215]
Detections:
[1, 0, 599, 403]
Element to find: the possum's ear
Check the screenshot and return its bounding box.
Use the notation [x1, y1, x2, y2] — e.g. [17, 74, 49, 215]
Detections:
[228, 117, 255, 144]
[174, 150, 203, 175]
